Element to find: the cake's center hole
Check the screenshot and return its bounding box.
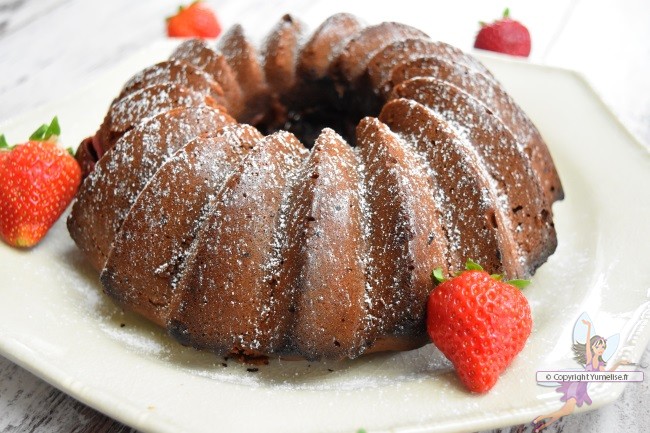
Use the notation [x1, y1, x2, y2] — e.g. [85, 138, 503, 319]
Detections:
[254, 89, 380, 148]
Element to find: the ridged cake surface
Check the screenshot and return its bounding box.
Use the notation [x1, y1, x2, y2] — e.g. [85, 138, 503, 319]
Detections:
[69, 13, 562, 361]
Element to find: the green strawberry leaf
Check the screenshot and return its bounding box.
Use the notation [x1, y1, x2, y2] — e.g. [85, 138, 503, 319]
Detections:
[29, 116, 61, 141]
[465, 258, 483, 271]
[432, 259, 531, 289]
[45, 116, 61, 139]
[506, 279, 531, 289]
[29, 124, 48, 141]
[0, 134, 9, 149]
[67, 147, 75, 157]
[431, 267, 446, 284]
[503, 7, 511, 19]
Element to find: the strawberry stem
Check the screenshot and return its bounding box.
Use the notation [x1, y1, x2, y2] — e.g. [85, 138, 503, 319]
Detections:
[503, 7, 510, 19]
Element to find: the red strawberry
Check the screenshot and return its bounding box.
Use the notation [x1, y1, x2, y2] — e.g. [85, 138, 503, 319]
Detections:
[0, 117, 81, 248]
[167, 1, 221, 39]
[474, 8, 531, 57]
[427, 260, 532, 393]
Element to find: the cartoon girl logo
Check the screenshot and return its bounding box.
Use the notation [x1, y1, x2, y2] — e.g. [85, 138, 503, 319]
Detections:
[532, 312, 632, 432]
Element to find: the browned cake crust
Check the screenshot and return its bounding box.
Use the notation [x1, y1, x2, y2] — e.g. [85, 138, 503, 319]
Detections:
[389, 78, 557, 274]
[217, 25, 271, 124]
[68, 106, 235, 271]
[331, 22, 429, 86]
[118, 60, 225, 104]
[95, 83, 218, 154]
[297, 13, 364, 81]
[170, 39, 245, 119]
[389, 58, 564, 203]
[262, 14, 306, 99]
[274, 129, 368, 360]
[357, 118, 449, 340]
[289, 13, 366, 135]
[379, 98, 523, 277]
[69, 13, 563, 361]
[168, 131, 307, 357]
[367, 38, 496, 98]
[101, 125, 261, 326]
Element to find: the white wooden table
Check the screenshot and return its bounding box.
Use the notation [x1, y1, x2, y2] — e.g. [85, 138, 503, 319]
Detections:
[1, 0, 649, 432]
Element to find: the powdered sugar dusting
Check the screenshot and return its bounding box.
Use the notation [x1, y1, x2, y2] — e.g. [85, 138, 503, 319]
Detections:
[356, 117, 450, 342]
[387, 54, 562, 203]
[169, 129, 307, 356]
[119, 59, 223, 102]
[392, 77, 558, 273]
[335, 22, 429, 83]
[379, 98, 520, 276]
[109, 83, 206, 133]
[101, 126, 258, 325]
[69, 14, 560, 362]
[368, 38, 496, 98]
[68, 106, 234, 270]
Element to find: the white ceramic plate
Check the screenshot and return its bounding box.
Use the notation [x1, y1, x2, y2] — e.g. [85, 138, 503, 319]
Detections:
[1, 41, 649, 433]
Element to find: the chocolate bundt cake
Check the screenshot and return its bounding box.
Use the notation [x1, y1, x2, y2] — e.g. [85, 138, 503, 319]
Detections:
[68, 13, 563, 361]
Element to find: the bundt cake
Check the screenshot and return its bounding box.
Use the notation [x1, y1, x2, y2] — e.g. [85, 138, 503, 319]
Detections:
[68, 13, 563, 361]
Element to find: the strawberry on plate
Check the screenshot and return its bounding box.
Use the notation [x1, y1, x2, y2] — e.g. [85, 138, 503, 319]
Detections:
[427, 260, 532, 393]
[167, 1, 222, 39]
[474, 8, 531, 57]
[0, 117, 81, 248]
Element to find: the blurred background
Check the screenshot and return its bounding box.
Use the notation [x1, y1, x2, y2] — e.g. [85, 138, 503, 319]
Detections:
[1, 0, 649, 148]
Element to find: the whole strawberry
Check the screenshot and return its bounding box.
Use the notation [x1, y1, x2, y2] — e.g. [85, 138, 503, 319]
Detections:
[427, 260, 532, 393]
[474, 8, 531, 57]
[0, 117, 81, 248]
[167, 1, 222, 39]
